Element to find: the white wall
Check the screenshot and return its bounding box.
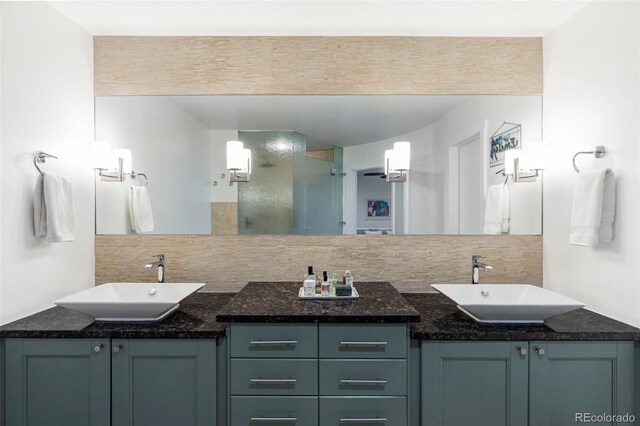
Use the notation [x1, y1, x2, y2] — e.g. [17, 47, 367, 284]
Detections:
[95, 97, 211, 234]
[0, 3, 94, 324]
[543, 1, 640, 327]
[357, 171, 392, 229]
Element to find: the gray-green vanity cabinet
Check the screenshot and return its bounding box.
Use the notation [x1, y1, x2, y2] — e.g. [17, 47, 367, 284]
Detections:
[3, 338, 220, 426]
[529, 341, 636, 426]
[228, 323, 411, 426]
[421, 341, 637, 426]
[111, 339, 217, 426]
[229, 324, 320, 426]
[4, 338, 111, 426]
[421, 341, 529, 426]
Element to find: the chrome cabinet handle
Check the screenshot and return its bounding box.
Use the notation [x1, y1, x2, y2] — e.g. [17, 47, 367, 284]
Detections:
[250, 379, 298, 384]
[113, 344, 123, 353]
[339, 418, 387, 423]
[249, 340, 298, 346]
[535, 346, 545, 356]
[339, 341, 388, 346]
[516, 345, 527, 356]
[340, 379, 388, 385]
[93, 344, 104, 353]
[250, 417, 298, 422]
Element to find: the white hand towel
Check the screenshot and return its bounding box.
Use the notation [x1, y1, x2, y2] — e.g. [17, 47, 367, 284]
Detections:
[501, 185, 510, 233]
[569, 169, 616, 247]
[129, 185, 154, 233]
[484, 184, 506, 235]
[33, 174, 47, 237]
[42, 173, 75, 242]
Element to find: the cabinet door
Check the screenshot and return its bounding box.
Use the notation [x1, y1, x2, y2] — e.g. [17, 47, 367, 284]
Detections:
[5, 338, 110, 426]
[421, 341, 528, 426]
[529, 341, 635, 426]
[111, 339, 216, 426]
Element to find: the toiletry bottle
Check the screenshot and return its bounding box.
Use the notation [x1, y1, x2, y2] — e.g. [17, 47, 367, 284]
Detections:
[331, 273, 338, 295]
[344, 269, 353, 288]
[315, 270, 322, 294]
[321, 271, 331, 295]
[303, 266, 316, 297]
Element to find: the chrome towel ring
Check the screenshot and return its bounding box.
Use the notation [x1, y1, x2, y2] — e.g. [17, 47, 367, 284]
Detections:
[572, 146, 606, 173]
[33, 151, 58, 176]
[130, 171, 149, 187]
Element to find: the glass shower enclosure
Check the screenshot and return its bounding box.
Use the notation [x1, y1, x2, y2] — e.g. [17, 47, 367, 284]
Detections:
[237, 131, 344, 235]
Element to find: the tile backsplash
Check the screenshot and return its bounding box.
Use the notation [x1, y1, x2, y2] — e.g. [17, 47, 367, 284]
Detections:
[96, 235, 542, 292]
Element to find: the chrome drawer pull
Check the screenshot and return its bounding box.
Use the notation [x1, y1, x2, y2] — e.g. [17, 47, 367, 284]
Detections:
[340, 379, 388, 385]
[339, 341, 388, 346]
[250, 417, 298, 422]
[249, 340, 298, 345]
[339, 418, 387, 423]
[250, 379, 298, 384]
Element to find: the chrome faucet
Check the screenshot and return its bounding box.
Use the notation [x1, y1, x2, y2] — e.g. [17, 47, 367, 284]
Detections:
[145, 254, 165, 283]
[472, 255, 493, 284]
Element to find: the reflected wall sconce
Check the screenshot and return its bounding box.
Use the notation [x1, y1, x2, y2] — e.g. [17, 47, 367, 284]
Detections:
[504, 142, 546, 182]
[92, 141, 148, 186]
[385, 141, 411, 183]
[227, 141, 252, 184]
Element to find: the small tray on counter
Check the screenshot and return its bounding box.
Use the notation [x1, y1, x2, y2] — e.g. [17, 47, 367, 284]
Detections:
[298, 287, 360, 300]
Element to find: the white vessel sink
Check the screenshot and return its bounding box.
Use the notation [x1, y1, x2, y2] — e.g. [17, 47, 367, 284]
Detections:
[55, 283, 205, 322]
[431, 284, 585, 323]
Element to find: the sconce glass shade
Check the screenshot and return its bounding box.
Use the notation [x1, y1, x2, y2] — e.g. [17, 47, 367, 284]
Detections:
[504, 149, 522, 175]
[523, 142, 546, 170]
[227, 141, 245, 171]
[114, 148, 132, 174]
[384, 149, 394, 175]
[92, 141, 111, 170]
[393, 141, 411, 171]
[243, 148, 252, 174]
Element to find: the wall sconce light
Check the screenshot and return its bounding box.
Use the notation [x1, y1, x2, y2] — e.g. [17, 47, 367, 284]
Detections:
[385, 141, 411, 183]
[505, 142, 546, 182]
[92, 141, 132, 182]
[227, 141, 252, 184]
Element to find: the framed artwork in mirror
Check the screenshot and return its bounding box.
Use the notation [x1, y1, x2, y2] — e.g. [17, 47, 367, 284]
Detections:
[489, 122, 521, 168]
[367, 199, 390, 219]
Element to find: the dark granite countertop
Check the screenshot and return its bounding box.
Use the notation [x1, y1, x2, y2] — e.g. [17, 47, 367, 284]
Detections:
[403, 292, 640, 341]
[216, 282, 421, 323]
[0, 292, 235, 339]
[2, 285, 639, 341]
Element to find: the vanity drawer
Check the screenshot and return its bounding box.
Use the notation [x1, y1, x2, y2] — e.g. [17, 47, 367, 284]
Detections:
[230, 324, 318, 358]
[319, 324, 407, 359]
[231, 396, 318, 426]
[319, 359, 407, 396]
[231, 359, 318, 395]
[319, 396, 407, 426]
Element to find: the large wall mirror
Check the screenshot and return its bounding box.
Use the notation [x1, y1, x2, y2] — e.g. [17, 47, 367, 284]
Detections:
[95, 95, 542, 236]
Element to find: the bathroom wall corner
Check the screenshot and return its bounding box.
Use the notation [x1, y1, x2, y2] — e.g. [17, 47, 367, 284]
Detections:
[0, 2, 95, 324]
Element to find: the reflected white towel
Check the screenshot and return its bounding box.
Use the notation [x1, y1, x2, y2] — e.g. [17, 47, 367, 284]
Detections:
[501, 185, 510, 233]
[33, 173, 75, 242]
[484, 185, 509, 235]
[129, 185, 154, 233]
[570, 169, 616, 247]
